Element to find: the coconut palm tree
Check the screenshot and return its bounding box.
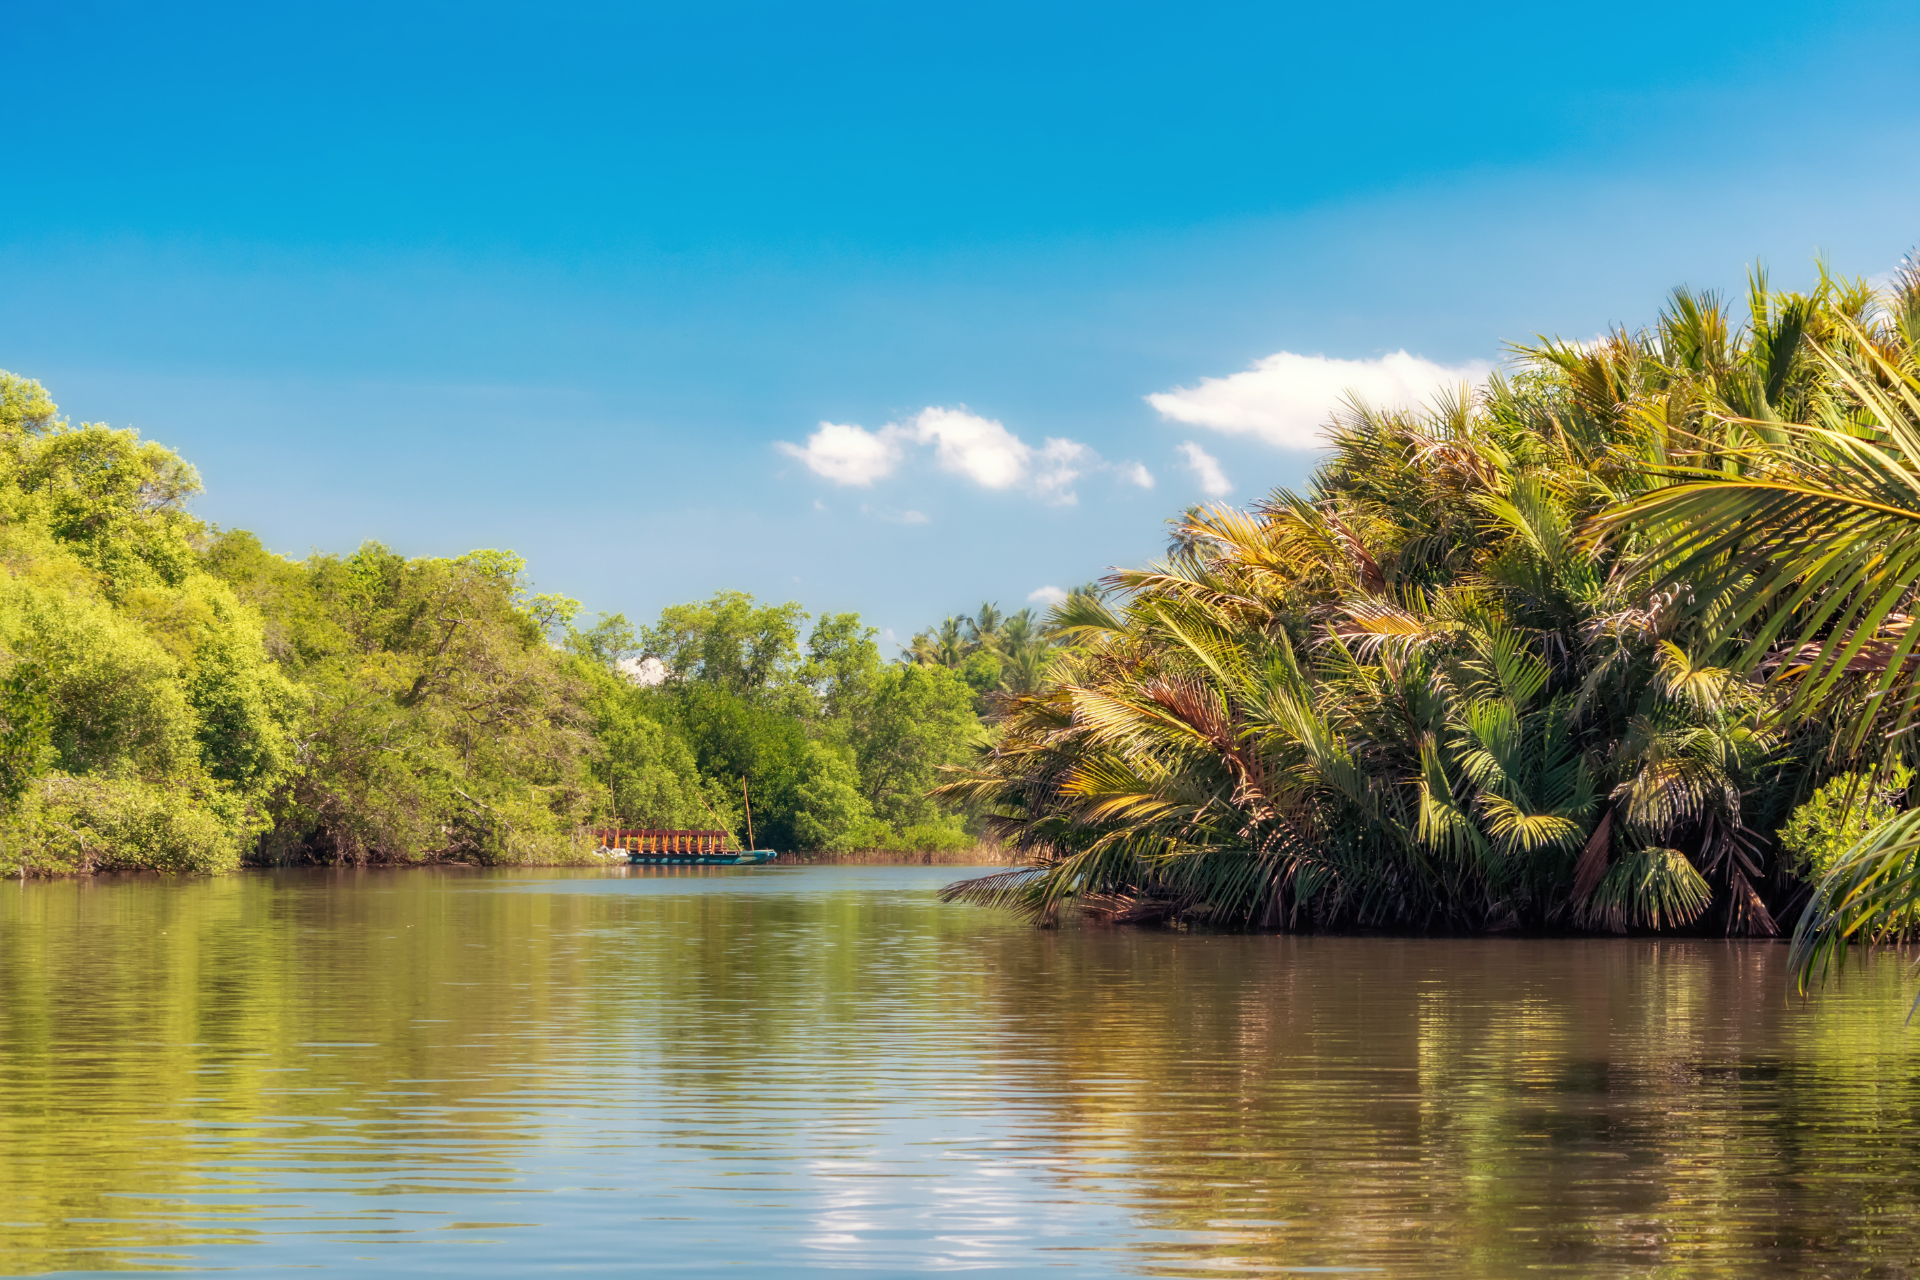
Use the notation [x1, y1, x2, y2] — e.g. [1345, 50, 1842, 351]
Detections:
[907, 616, 973, 669]
[966, 603, 1005, 654]
[989, 610, 1048, 694]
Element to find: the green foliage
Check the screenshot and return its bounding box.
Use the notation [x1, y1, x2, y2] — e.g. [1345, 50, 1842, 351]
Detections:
[577, 595, 986, 853]
[0, 376, 294, 873]
[958, 649, 1002, 700]
[659, 681, 810, 845]
[0, 661, 51, 813]
[895, 819, 975, 852]
[642, 590, 807, 702]
[0, 372, 59, 437]
[907, 600, 1061, 700]
[1778, 769, 1912, 881]
[803, 611, 882, 718]
[1582, 849, 1713, 933]
[6, 773, 252, 875]
[209, 537, 598, 865]
[943, 269, 1914, 934]
[789, 739, 875, 851]
[565, 611, 639, 667]
[0, 369, 983, 872]
[583, 662, 736, 831]
[21, 425, 202, 597]
[1553, 258, 1920, 981]
[851, 663, 979, 831]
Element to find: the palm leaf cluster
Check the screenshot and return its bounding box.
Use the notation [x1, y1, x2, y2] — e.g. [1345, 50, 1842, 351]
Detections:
[906, 601, 1070, 695]
[1570, 260, 1920, 975]
[945, 266, 1915, 933]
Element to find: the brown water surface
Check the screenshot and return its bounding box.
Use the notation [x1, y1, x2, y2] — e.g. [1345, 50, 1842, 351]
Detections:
[2, 864, 1919, 1277]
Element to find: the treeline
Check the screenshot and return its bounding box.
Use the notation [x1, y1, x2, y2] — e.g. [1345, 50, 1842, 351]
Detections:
[948, 261, 1920, 938]
[902, 596, 1093, 703]
[585, 592, 980, 852]
[0, 372, 983, 873]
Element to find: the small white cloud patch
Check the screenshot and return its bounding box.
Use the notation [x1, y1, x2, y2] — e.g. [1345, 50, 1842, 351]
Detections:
[1148, 350, 1492, 450]
[778, 421, 903, 485]
[1027, 585, 1067, 606]
[778, 405, 1141, 505]
[1177, 441, 1232, 497]
[1031, 437, 1090, 505]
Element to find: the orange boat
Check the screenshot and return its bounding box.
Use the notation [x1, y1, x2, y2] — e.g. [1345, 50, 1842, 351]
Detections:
[593, 828, 777, 865]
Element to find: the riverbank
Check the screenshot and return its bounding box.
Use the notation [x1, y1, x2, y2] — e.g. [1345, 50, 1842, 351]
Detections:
[7, 841, 1018, 877]
[772, 845, 1018, 866]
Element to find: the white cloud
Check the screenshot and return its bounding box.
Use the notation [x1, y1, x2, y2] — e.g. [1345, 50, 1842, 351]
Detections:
[779, 404, 1143, 505]
[1148, 350, 1493, 450]
[777, 420, 904, 485]
[1177, 441, 1231, 496]
[908, 407, 1031, 489]
[1027, 585, 1067, 606]
[1031, 437, 1090, 505]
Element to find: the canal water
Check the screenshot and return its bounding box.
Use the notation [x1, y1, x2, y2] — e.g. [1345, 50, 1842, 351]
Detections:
[4, 864, 1920, 1277]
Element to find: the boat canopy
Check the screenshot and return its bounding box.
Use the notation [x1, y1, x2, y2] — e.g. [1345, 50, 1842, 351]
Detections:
[594, 828, 736, 854]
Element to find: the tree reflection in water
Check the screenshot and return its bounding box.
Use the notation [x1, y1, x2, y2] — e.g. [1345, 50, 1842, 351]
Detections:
[2, 865, 1917, 1277]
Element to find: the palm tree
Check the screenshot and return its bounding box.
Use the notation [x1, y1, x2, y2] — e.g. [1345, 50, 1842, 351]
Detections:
[941, 272, 1883, 934]
[1589, 259, 1920, 982]
[997, 609, 1054, 694]
[1164, 504, 1207, 557]
[934, 616, 969, 667]
[967, 602, 1005, 654]
[908, 616, 974, 669]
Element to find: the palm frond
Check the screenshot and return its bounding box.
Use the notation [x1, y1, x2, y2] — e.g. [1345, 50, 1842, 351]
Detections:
[1581, 847, 1712, 932]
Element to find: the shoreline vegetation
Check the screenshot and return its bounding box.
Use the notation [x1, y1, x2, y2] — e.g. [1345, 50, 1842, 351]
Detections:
[942, 259, 1920, 956]
[11, 256, 1920, 958]
[1, 846, 1019, 877]
[0, 368, 1052, 878]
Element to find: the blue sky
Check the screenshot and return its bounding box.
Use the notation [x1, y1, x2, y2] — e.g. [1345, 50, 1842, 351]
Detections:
[5, 0, 1918, 649]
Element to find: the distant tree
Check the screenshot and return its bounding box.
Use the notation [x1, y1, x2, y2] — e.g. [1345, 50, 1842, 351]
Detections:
[789, 739, 876, 851]
[1164, 504, 1207, 557]
[803, 611, 882, 722]
[205, 535, 594, 865]
[566, 612, 639, 667]
[850, 663, 979, 830]
[905, 598, 1077, 701]
[640, 590, 807, 703]
[965, 602, 1005, 652]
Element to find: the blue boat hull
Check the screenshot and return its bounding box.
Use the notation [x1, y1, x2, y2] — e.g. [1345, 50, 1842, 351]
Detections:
[624, 850, 778, 866]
